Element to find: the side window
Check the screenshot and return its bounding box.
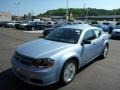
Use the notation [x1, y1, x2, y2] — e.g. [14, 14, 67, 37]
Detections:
[83, 30, 96, 41]
[93, 29, 102, 38]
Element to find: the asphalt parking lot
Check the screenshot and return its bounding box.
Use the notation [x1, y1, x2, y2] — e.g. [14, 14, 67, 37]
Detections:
[0, 28, 120, 90]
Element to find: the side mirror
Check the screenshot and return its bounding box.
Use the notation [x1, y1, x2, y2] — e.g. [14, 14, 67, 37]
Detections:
[81, 40, 91, 45]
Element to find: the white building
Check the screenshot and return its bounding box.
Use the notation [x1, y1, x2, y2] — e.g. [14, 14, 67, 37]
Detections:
[0, 12, 12, 22]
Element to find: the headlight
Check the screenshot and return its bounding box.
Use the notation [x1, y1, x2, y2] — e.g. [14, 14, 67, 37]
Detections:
[32, 58, 55, 68]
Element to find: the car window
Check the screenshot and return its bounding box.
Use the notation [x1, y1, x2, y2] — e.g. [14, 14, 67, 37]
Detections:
[15, 22, 21, 23]
[44, 28, 82, 44]
[115, 26, 120, 29]
[29, 22, 35, 25]
[93, 29, 102, 38]
[37, 22, 43, 24]
[83, 30, 96, 41]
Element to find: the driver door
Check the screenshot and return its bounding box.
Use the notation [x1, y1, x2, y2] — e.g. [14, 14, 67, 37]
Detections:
[81, 30, 97, 65]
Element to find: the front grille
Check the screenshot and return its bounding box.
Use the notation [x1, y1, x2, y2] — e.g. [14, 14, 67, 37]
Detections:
[30, 79, 43, 84]
[15, 70, 43, 84]
[15, 52, 35, 66]
[16, 70, 27, 79]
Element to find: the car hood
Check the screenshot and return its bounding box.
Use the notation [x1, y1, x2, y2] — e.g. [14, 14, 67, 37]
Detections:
[16, 39, 74, 59]
[113, 29, 120, 32]
[20, 23, 28, 26]
[7, 23, 14, 25]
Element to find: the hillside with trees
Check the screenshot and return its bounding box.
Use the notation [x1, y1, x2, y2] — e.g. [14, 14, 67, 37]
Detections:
[37, 8, 120, 18]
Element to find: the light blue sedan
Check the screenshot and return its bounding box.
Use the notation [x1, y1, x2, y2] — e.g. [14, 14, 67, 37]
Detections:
[11, 24, 109, 86]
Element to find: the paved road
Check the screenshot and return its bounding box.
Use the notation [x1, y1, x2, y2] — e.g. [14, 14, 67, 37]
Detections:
[0, 28, 120, 90]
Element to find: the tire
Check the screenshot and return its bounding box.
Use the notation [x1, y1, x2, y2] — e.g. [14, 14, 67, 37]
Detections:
[24, 27, 27, 31]
[111, 35, 115, 39]
[10, 25, 13, 28]
[32, 27, 35, 31]
[60, 60, 77, 85]
[100, 44, 109, 59]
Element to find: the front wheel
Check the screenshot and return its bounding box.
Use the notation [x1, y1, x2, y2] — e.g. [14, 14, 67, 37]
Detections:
[32, 27, 35, 31]
[100, 44, 109, 59]
[60, 60, 77, 84]
[10, 25, 13, 28]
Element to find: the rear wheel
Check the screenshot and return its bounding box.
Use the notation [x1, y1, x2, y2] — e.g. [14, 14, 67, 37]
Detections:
[100, 44, 109, 59]
[60, 60, 77, 84]
[10, 25, 13, 28]
[32, 27, 35, 31]
[24, 27, 27, 31]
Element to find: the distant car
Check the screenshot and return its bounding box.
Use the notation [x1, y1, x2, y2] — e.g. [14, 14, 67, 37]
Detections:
[25, 21, 45, 30]
[43, 22, 67, 36]
[102, 23, 114, 34]
[43, 21, 82, 36]
[18, 21, 45, 31]
[45, 21, 55, 28]
[18, 21, 31, 30]
[11, 24, 109, 86]
[91, 24, 102, 28]
[0, 22, 2, 27]
[74, 20, 85, 24]
[116, 22, 120, 26]
[43, 28, 54, 36]
[101, 23, 109, 32]
[0, 21, 8, 27]
[14, 22, 23, 29]
[111, 25, 120, 39]
[91, 24, 110, 33]
[6, 21, 21, 28]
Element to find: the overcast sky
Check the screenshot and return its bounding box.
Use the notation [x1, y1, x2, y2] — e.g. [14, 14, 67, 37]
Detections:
[0, 0, 119, 16]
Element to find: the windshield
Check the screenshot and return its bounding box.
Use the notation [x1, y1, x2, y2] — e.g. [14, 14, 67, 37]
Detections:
[92, 24, 101, 28]
[29, 22, 35, 25]
[44, 28, 82, 44]
[115, 26, 120, 29]
[103, 23, 110, 25]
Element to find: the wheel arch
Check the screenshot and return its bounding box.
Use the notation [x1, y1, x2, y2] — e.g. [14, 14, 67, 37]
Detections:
[55, 52, 81, 83]
[58, 56, 80, 84]
[104, 40, 109, 48]
[63, 57, 80, 71]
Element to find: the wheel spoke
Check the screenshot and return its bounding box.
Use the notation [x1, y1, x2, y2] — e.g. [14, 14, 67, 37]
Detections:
[63, 62, 76, 82]
[104, 46, 108, 57]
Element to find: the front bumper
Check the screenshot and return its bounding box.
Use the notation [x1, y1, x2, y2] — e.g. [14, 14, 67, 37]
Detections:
[11, 58, 58, 86]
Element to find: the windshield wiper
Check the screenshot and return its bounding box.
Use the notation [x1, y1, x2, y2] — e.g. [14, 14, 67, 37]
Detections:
[44, 38, 75, 44]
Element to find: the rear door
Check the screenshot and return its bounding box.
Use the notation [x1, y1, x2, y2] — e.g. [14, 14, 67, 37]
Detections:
[92, 29, 104, 54]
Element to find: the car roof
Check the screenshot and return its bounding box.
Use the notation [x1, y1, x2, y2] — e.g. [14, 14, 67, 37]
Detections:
[59, 24, 100, 31]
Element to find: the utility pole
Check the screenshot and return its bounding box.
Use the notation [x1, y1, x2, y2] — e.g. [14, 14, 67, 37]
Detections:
[16, 1, 20, 16]
[31, 10, 34, 16]
[31, 10, 35, 20]
[50, 11, 52, 21]
[66, 0, 69, 21]
[84, 3, 88, 22]
[84, 3, 86, 21]
[85, 8, 89, 22]
[114, 9, 117, 21]
[84, 3, 86, 12]
[15, 0, 20, 21]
